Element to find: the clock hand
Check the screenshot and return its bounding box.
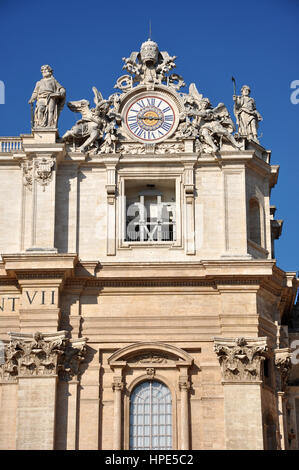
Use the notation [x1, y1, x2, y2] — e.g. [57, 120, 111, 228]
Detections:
[140, 116, 163, 121]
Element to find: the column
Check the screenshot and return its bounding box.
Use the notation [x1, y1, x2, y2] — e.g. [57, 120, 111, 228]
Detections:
[113, 376, 124, 450]
[179, 376, 190, 450]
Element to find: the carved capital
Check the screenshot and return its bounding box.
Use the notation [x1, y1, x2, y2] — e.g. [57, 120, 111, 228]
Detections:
[179, 376, 191, 391]
[0, 331, 87, 381]
[58, 338, 88, 382]
[0, 340, 20, 382]
[214, 337, 268, 383]
[274, 348, 292, 390]
[2, 331, 67, 378]
[112, 377, 124, 391]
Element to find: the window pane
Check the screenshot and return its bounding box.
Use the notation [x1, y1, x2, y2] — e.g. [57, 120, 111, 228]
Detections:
[129, 380, 172, 450]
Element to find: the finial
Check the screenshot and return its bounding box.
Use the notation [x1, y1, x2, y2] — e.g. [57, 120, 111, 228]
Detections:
[149, 19, 151, 40]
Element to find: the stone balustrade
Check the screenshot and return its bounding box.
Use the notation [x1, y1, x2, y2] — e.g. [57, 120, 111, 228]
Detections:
[0, 137, 22, 153]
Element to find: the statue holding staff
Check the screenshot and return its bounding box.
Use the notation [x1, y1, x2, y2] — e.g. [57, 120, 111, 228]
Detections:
[233, 83, 262, 143]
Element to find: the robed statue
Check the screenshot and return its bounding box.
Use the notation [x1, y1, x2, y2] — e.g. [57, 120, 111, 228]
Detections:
[28, 65, 65, 128]
[233, 85, 262, 143]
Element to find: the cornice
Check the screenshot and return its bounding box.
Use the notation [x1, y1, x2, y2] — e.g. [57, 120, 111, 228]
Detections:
[1, 253, 78, 281]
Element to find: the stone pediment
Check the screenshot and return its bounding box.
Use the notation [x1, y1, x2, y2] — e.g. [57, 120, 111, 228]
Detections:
[108, 342, 193, 368]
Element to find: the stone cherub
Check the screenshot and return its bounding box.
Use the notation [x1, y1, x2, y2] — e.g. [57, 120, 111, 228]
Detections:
[28, 65, 65, 128]
[62, 87, 118, 153]
[233, 85, 262, 143]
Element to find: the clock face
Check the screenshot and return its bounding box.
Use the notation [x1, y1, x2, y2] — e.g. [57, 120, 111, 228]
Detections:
[125, 96, 176, 142]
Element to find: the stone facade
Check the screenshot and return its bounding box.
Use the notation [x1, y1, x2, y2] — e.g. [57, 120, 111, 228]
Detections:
[0, 40, 298, 450]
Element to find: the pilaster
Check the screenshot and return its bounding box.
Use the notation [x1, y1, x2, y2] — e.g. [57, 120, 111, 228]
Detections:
[2, 253, 77, 332]
[214, 336, 268, 449]
[0, 331, 87, 450]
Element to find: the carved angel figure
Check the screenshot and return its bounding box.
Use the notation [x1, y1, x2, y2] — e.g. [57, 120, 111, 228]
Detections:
[180, 83, 242, 153]
[62, 87, 114, 153]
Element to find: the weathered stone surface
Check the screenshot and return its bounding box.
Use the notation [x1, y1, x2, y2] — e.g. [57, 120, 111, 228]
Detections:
[0, 39, 298, 451]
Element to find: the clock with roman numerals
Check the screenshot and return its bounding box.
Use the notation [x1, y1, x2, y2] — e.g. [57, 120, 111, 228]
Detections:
[125, 95, 177, 142]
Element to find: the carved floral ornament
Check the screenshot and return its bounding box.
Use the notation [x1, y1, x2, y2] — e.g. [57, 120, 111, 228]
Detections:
[0, 331, 87, 382]
[214, 337, 294, 387]
[21, 156, 55, 191]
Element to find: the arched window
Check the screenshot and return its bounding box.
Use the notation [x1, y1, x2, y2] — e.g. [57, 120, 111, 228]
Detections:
[129, 380, 172, 450]
[249, 198, 261, 245]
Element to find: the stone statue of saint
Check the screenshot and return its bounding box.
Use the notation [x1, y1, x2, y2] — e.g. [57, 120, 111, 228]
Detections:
[28, 65, 66, 128]
[233, 85, 262, 142]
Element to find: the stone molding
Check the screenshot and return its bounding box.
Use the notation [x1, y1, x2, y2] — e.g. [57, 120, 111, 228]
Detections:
[214, 336, 268, 383]
[0, 331, 87, 382]
[108, 342, 193, 369]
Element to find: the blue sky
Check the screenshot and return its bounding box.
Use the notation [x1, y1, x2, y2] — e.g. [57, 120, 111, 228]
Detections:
[0, 0, 298, 273]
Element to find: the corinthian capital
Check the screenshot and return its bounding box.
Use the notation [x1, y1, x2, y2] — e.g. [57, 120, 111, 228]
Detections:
[0, 331, 88, 380]
[214, 337, 268, 383]
[274, 348, 292, 390]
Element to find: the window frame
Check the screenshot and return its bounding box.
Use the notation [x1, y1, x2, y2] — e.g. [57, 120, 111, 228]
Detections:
[129, 380, 173, 450]
[117, 173, 183, 250]
[124, 373, 178, 450]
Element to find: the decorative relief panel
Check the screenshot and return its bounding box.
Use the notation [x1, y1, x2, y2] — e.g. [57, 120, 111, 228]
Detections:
[128, 352, 171, 365]
[20, 156, 55, 191]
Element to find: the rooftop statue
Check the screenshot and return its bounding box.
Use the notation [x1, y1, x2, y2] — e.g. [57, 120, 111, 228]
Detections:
[28, 65, 65, 129]
[115, 39, 185, 92]
[61, 40, 262, 155]
[62, 87, 120, 153]
[233, 85, 262, 143]
[177, 83, 242, 153]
